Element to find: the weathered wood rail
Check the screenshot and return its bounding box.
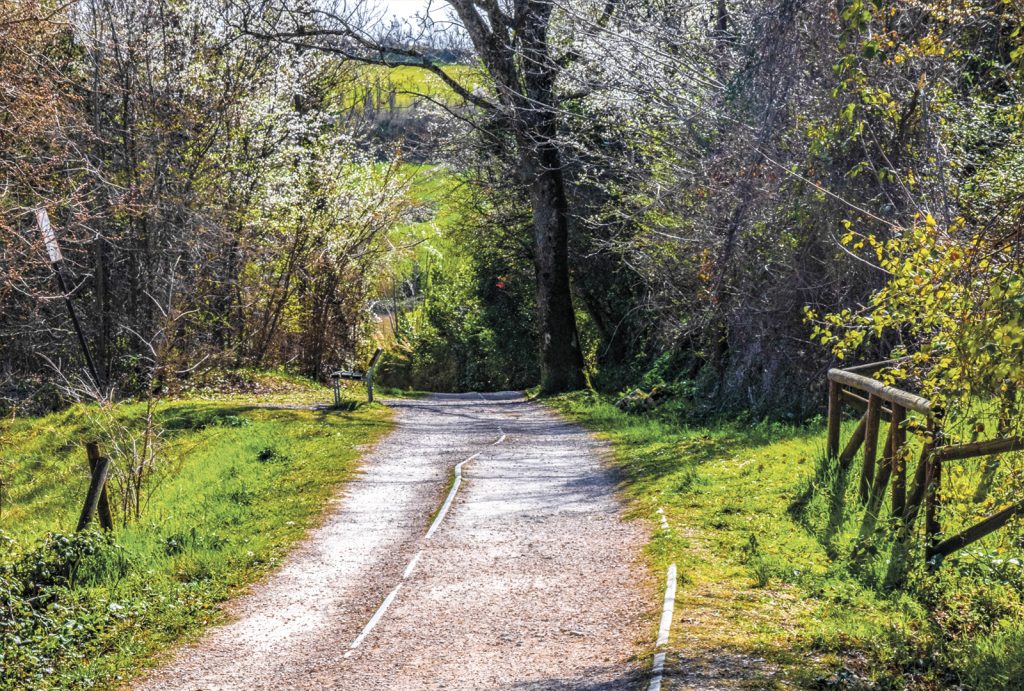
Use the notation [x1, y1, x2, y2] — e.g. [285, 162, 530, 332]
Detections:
[826, 363, 1024, 573]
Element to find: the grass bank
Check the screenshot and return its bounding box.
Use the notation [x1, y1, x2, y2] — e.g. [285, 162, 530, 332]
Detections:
[0, 375, 391, 689]
[547, 390, 1024, 689]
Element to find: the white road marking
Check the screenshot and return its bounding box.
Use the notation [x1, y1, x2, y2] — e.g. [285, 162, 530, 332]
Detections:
[649, 507, 678, 690]
[656, 563, 677, 646]
[344, 425, 507, 654]
[647, 652, 667, 691]
[426, 452, 479, 539]
[402, 551, 423, 580]
[344, 585, 403, 657]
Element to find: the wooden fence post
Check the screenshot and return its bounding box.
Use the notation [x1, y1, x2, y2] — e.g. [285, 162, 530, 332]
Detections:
[860, 395, 882, 503]
[857, 419, 896, 543]
[924, 430, 943, 567]
[85, 442, 114, 530]
[890, 405, 907, 521]
[838, 414, 867, 469]
[77, 451, 111, 532]
[365, 347, 382, 404]
[902, 432, 935, 528]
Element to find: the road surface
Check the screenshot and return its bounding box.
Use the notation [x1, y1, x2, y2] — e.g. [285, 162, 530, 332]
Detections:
[137, 392, 651, 690]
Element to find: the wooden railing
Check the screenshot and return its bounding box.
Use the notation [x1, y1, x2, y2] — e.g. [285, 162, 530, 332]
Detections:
[826, 363, 1024, 572]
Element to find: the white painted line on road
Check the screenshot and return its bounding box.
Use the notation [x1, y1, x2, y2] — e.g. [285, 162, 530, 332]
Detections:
[425, 452, 479, 539]
[345, 426, 507, 654]
[344, 584, 403, 657]
[647, 652, 667, 691]
[648, 506, 678, 690]
[402, 551, 423, 580]
[656, 563, 677, 646]
[424, 428, 503, 540]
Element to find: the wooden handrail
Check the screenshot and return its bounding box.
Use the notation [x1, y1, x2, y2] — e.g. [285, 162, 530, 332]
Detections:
[828, 368, 933, 415]
[928, 499, 1024, 560]
[826, 361, 1024, 571]
[840, 389, 894, 421]
[933, 437, 1024, 462]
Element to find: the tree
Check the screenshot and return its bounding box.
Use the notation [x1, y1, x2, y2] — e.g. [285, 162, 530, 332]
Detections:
[233, 0, 588, 392]
[0, 0, 409, 410]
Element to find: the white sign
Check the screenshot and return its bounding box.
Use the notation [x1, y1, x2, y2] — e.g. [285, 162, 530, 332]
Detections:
[34, 208, 63, 263]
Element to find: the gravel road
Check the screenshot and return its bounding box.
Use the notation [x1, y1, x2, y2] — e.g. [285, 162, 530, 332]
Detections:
[136, 392, 651, 690]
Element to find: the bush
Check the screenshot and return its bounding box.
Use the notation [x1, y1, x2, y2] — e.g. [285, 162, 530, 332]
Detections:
[15, 530, 131, 599]
[382, 259, 538, 392]
[0, 531, 133, 689]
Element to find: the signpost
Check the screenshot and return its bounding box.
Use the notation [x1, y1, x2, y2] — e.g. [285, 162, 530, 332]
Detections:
[35, 208, 104, 394]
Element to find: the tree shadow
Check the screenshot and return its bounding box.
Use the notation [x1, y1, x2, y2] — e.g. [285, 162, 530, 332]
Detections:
[505, 663, 647, 690]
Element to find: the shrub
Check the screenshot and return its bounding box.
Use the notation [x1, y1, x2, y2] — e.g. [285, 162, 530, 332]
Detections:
[14, 531, 131, 598]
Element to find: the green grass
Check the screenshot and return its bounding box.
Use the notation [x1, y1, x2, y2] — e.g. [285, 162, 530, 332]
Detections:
[547, 390, 1024, 689]
[335, 63, 484, 110]
[389, 163, 467, 254]
[0, 376, 392, 689]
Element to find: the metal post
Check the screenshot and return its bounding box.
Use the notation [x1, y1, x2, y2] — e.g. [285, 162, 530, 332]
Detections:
[35, 209, 104, 394]
[53, 266, 104, 392]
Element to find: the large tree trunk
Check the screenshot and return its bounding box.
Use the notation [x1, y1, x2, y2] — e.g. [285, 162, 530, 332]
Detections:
[526, 143, 586, 393]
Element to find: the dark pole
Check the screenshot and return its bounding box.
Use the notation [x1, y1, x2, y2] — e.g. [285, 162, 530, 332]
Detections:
[53, 266, 104, 393]
[36, 208, 104, 394]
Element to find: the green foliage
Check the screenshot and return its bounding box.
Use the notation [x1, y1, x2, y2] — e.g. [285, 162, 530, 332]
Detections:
[13, 531, 132, 597]
[811, 215, 1024, 421]
[378, 165, 539, 391]
[959, 621, 1024, 688]
[332, 64, 483, 111]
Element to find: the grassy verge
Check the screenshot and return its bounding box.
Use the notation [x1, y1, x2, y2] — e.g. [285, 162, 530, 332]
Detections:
[547, 390, 1024, 689]
[0, 376, 392, 689]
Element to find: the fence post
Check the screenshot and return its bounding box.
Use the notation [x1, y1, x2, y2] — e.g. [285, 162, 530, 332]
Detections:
[859, 395, 882, 502]
[77, 452, 111, 532]
[890, 405, 907, 520]
[365, 347, 382, 404]
[838, 414, 867, 469]
[924, 427, 944, 567]
[331, 373, 341, 407]
[85, 442, 114, 530]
